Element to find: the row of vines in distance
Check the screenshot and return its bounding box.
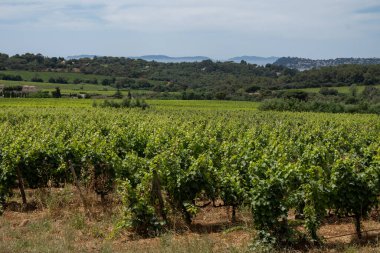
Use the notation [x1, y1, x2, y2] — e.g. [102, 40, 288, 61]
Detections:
[0, 106, 379, 246]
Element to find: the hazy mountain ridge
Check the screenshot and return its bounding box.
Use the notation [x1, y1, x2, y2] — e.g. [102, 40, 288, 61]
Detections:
[66, 55, 98, 60]
[66, 54, 278, 64]
[66, 55, 380, 69]
[129, 55, 211, 63]
[228, 56, 279, 65]
[274, 57, 380, 70]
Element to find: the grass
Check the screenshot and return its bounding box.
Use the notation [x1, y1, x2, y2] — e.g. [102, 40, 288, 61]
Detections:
[3, 70, 379, 99]
[0, 70, 167, 86]
[3, 187, 380, 253]
[0, 98, 260, 110]
[0, 215, 244, 253]
[148, 100, 260, 110]
[283, 84, 380, 94]
[0, 70, 112, 83]
[0, 186, 253, 253]
[0, 102, 378, 252]
[0, 98, 95, 107]
[0, 79, 177, 97]
[0, 79, 116, 91]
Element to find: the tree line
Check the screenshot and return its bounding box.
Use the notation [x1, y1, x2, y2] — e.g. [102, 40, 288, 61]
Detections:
[259, 85, 380, 114]
[1, 52, 380, 101]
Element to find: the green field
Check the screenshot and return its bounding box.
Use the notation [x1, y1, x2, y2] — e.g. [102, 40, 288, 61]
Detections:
[0, 70, 112, 83]
[2, 70, 379, 99]
[148, 99, 260, 110]
[0, 98, 379, 252]
[0, 70, 167, 86]
[0, 98, 260, 110]
[0, 98, 94, 107]
[283, 84, 380, 94]
[0, 79, 170, 97]
[0, 79, 116, 91]
[0, 70, 170, 97]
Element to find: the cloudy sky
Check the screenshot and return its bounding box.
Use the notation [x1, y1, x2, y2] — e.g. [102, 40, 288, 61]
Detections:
[0, 0, 379, 59]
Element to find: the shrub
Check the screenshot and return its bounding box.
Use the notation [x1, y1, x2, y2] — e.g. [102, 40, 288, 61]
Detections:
[319, 87, 338, 96]
[95, 98, 149, 110]
[31, 76, 44, 82]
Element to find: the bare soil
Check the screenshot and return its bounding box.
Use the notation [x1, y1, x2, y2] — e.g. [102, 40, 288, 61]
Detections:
[1, 187, 380, 253]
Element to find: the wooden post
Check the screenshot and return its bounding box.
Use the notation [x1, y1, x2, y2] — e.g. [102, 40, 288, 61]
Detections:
[355, 214, 362, 239]
[68, 160, 92, 219]
[16, 166, 27, 206]
[151, 171, 167, 223]
[232, 205, 237, 223]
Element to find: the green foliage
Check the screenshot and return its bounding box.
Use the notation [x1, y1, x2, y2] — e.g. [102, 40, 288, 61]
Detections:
[259, 98, 380, 114]
[319, 87, 339, 96]
[302, 176, 328, 242]
[349, 84, 358, 97]
[282, 91, 309, 101]
[48, 76, 68, 84]
[28, 91, 51, 98]
[329, 157, 380, 237]
[0, 73, 23, 81]
[31, 76, 44, 82]
[0, 104, 378, 246]
[250, 176, 290, 243]
[2, 86, 24, 98]
[113, 89, 123, 99]
[245, 85, 261, 93]
[118, 177, 165, 236]
[3, 52, 380, 101]
[95, 98, 149, 109]
[51, 87, 62, 98]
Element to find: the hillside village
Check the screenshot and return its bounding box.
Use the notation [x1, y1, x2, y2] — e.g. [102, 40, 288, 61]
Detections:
[274, 57, 380, 70]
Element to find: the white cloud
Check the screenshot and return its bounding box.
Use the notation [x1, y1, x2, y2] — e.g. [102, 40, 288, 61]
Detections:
[1, 0, 379, 36]
[0, 0, 379, 58]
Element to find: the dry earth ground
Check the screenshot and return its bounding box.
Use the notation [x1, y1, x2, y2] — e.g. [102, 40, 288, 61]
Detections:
[1, 187, 380, 253]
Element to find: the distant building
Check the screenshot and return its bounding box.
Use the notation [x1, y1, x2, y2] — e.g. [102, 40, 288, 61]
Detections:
[21, 86, 38, 93]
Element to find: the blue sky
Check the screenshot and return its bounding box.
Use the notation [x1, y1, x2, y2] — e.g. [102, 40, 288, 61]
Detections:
[1, 0, 379, 59]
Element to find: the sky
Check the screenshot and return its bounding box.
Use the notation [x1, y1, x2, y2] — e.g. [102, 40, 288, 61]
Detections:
[0, 0, 380, 59]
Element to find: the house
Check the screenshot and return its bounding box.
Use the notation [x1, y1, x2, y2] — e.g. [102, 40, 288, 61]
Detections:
[21, 86, 38, 93]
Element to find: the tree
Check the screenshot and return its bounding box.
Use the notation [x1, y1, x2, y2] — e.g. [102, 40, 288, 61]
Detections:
[245, 86, 261, 93]
[52, 87, 62, 98]
[31, 75, 43, 83]
[319, 87, 338, 96]
[102, 79, 111, 86]
[349, 84, 358, 97]
[362, 86, 380, 101]
[215, 92, 227, 100]
[113, 89, 123, 99]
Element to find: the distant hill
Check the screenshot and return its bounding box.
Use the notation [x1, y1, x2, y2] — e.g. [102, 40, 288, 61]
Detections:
[130, 55, 211, 63]
[2, 52, 380, 102]
[66, 55, 98, 60]
[274, 57, 380, 70]
[66, 54, 279, 64]
[228, 56, 279, 65]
